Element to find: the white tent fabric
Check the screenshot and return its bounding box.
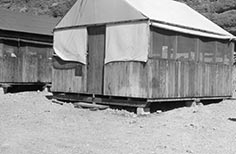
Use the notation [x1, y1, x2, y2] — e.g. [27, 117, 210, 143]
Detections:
[105, 22, 149, 63]
[55, 0, 146, 29]
[151, 22, 233, 40]
[125, 0, 234, 39]
[54, 28, 87, 64]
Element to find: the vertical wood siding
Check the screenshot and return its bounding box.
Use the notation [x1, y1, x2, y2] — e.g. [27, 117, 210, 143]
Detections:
[52, 55, 232, 98]
[104, 62, 148, 97]
[102, 59, 232, 98]
[51, 57, 87, 93]
[0, 41, 53, 83]
[146, 59, 232, 98]
[0, 41, 18, 82]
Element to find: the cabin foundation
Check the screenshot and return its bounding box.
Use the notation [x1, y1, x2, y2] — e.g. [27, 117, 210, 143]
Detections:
[0, 82, 50, 93]
[52, 92, 149, 108]
[137, 107, 150, 115]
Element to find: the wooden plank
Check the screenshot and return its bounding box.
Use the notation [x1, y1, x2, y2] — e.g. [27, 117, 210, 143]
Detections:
[179, 61, 184, 97]
[152, 59, 160, 98]
[21, 44, 38, 82]
[74, 102, 109, 110]
[37, 47, 53, 83]
[215, 64, 219, 96]
[218, 64, 223, 95]
[159, 59, 167, 97]
[229, 65, 233, 95]
[188, 61, 195, 97]
[222, 65, 225, 95]
[184, 61, 189, 97]
[165, 60, 169, 97]
[0, 41, 3, 82]
[87, 26, 105, 95]
[15, 44, 23, 82]
[226, 65, 232, 95]
[168, 60, 175, 97]
[147, 59, 159, 98]
[2, 40, 18, 82]
[175, 61, 181, 97]
[212, 64, 217, 96]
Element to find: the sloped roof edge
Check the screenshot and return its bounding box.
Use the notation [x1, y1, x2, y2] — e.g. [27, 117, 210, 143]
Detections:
[55, 0, 146, 29]
[125, 0, 235, 39]
[151, 21, 236, 40]
[0, 8, 59, 36]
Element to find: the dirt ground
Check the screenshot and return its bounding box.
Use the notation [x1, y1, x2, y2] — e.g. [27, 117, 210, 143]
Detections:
[0, 90, 236, 154]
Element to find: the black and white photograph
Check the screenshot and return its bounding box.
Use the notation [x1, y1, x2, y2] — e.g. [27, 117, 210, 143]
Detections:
[0, 0, 236, 153]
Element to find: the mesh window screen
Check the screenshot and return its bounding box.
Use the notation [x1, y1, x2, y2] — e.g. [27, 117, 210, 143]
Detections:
[216, 41, 226, 63]
[224, 42, 232, 65]
[151, 27, 176, 59]
[176, 34, 197, 61]
[199, 38, 216, 63]
[150, 27, 233, 65]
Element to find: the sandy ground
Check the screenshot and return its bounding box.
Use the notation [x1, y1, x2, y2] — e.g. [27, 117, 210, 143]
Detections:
[0, 91, 236, 154]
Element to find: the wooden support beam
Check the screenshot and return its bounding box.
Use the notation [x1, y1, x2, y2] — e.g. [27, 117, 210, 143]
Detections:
[185, 99, 202, 107]
[137, 107, 150, 115]
[73, 102, 109, 110]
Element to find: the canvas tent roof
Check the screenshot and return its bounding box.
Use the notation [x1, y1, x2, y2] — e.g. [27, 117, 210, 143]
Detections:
[55, 0, 235, 39]
[0, 9, 59, 36]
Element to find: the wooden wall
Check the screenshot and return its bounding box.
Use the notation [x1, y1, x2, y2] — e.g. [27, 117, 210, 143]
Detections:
[52, 56, 232, 98]
[51, 56, 87, 93]
[0, 40, 19, 82]
[104, 62, 148, 98]
[147, 59, 232, 98]
[102, 59, 232, 99]
[21, 43, 53, 83]
[0, 40, 53, 83]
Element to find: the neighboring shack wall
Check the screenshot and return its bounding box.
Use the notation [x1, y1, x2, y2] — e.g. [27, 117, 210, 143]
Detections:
[0, 38, 53, 84]
[21, 42, 53, 83]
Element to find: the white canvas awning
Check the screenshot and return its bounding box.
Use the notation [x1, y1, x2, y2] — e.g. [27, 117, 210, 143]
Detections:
[55, 0, 146, 29]
[105, 22, 149, 63]
[151, 22, 234, 40]
[54, 28, 87, 64]
[125, 0, 235, 40]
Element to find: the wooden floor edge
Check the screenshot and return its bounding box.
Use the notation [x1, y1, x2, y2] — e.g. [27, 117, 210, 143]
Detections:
[147, 96, 231, 103]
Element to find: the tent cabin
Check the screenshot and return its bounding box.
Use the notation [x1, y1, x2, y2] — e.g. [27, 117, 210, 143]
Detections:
[52, 0, 235, 109]
[0, 9, 59, 92]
